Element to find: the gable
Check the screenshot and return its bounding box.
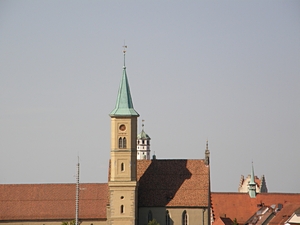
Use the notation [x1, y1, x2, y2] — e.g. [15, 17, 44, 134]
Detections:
[137, 159, 209, 207]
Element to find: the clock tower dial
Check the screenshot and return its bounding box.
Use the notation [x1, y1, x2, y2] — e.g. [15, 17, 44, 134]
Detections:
[119, 124, 126, 131]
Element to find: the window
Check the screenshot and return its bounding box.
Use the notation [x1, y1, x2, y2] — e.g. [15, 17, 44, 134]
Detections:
[121, 205, 124, 214]
[166, 210, 171, 225]
[121, 163, 124, 172]
[182, 210, 188, 225]
[118, 137, 127, 148]
[123, 137, 126, 148]
[148, 210, 153, 222]
[118, 137, 122, 148]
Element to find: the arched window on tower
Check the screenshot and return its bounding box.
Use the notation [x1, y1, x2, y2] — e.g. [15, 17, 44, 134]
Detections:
[118, 137, 127, 149]
[123, 137, 127, 148]
[120, 205, 124, 214]
[148, 210, 153, 222]
[166, 210, 171, 225]
[118, 137, 122, 148]
[182, 210, 188, 225]
[121, 163, 124, 172]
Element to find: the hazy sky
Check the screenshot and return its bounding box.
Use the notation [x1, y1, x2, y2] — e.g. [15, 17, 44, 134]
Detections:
[1, 1, 299, 193]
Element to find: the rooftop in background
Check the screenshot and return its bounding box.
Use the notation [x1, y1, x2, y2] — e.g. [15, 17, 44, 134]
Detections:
[211, 192, 300, 224]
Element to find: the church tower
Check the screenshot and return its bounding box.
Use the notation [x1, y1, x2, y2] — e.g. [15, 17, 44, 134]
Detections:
[137, 121, 151, 160]
[108, 48, 139, 225]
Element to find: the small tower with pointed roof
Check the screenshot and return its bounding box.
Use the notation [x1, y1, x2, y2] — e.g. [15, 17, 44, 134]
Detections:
[108, 46, 139, 225]
[205, 140, 210, 166]
[248, 162, 257, 198]
[137, 120, 151, 160]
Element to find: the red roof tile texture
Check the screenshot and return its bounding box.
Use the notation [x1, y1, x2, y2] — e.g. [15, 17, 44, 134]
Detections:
[211, 192, 300, 224]
[0, 183, 108, 221]
[137, 159, 209, 207]
[213, 217, 234, 225]
[1, 159, 209, 221]
[269, 203, 300, 225]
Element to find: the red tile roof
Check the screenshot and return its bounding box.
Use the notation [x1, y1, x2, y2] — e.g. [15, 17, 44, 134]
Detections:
[137, 159, 209, 207]
[269, 203, 300, 225]
[211, 192, 300, 224]
[213, 217, 234, 225]
[0, 183, 108, 221]
[1, 159, 209, 221]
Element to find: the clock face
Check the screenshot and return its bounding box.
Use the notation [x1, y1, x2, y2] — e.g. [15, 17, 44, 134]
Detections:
[119, 124, 126, 131]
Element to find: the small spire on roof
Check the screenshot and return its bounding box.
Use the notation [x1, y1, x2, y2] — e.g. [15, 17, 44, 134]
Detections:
[152, 151, 156, 160]
[250, 161, 255, 184]
[248, 161, 257, 198]
[205, 140, 210, 166]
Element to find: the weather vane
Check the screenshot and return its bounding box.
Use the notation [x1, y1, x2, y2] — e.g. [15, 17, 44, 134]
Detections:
[123, 42, 127, 67]
[123, 41, 127, 54]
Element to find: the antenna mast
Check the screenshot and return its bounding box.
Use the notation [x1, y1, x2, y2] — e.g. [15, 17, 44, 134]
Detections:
[75, 157, 80, 225]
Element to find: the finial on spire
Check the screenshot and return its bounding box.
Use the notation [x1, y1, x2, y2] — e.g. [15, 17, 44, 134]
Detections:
[206, 139, 209, 150]
[142, 119, 145, 130]
[123, 42, 127, 68]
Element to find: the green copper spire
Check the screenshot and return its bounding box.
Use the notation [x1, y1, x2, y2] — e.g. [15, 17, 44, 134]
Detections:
[110, 49, 139, 117]
[249, 162, 256, 185]
[248, 162, 257, 198]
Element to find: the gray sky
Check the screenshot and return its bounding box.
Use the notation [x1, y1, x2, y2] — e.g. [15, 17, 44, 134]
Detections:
[1, 1, 299, 193]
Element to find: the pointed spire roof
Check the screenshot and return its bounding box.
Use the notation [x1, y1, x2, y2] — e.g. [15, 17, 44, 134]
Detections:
[205, 140, 210, 165]
[248, 161, 257, 198]
[249, 162, 256, 185]
[110, 50, 139, 117]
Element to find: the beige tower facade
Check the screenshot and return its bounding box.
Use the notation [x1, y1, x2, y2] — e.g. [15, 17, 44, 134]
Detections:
[108, 54, 139, 225]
